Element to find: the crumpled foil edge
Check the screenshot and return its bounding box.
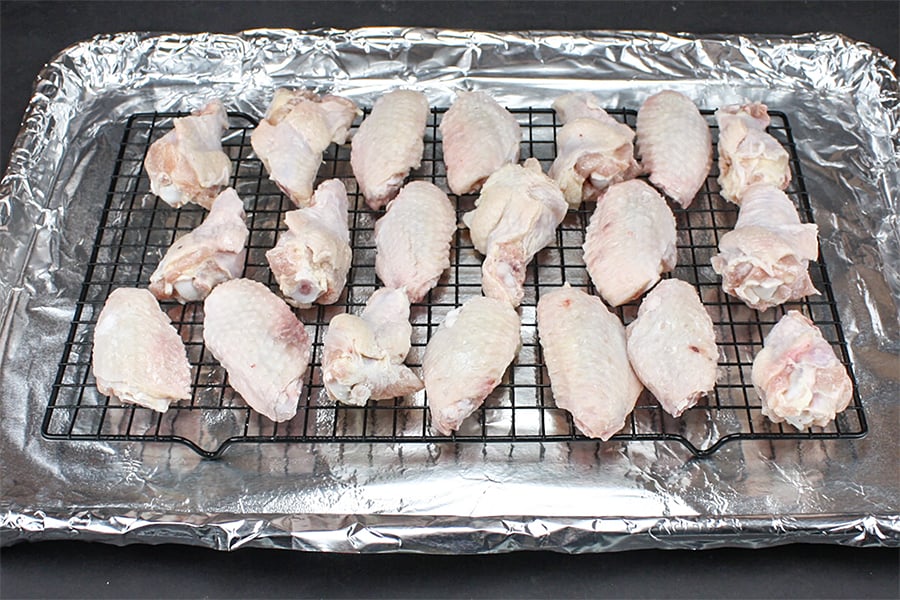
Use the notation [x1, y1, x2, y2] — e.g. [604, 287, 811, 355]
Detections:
[3, 508, 898, 552]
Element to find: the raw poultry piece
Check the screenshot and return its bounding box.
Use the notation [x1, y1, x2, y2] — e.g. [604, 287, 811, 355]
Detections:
[626, 279, 718, 417]
[203, 279, 311, 422]
[582, 179, 677, 307]
[351, 89, 429, 209]
[462, 158, 568, 307]
[322, 288, 423, 405]
[635, 90, 712, 208]
[440, 91, 522, 195]
[251, 88, 360, 207]
[92, 288, 192, 412]
[548, 92, 640, 207]
[423, 296, 520, 435]
[537, 285, 643, 440]
[149, 188, 248, 303]
[752, 311, 852, 429]
[711, 184, 818, 311]
[716, 102, 790, 204]
[552, 92, 617, 123]
[375, 181, 456, 303]
[144, 99, 232, 209]
[266, 179, 352, 308]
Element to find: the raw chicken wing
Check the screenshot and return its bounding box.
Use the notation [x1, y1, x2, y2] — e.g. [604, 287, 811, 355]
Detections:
[537, 285, 643, 440]
[351, 90, 429, 208]
[144, 100, 232, 209]
[549, 92, 640, 207]
[626, 279, 718, 417]
[583, 179, 677, 307]
[251, 88, 360, 206]
[203, 279, 312, 422]
[462, 158, 567, 307]
[423, 296, 520, 435]
[149, 187, 248, 303]
[375, 181, 456, 302]
[711, 184, 818, 311]
[752, 311, 852, 429]
[636, 90, 712, 208]
[92, 288, 192, 412]
[440, 91, 521, 195]
[552, 92, 619, 123]
[322, 288, 423, 405]
[266, 179, 352, 308]
[716, 102, 790, 204]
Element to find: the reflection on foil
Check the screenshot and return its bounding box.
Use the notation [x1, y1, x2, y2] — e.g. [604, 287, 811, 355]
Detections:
[1, 29, 898, 552]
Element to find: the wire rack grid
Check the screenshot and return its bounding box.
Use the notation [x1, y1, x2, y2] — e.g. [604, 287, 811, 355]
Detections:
[41, 105, 867, 459]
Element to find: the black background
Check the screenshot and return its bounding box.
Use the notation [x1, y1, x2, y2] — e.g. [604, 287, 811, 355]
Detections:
[2, 2, 898, 598]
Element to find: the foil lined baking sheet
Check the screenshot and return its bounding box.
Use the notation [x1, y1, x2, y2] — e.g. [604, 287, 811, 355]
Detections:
[1, 29, 898, 552]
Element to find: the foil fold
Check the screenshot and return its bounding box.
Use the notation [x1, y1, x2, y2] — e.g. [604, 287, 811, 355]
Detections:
[1, 28, 898, 553]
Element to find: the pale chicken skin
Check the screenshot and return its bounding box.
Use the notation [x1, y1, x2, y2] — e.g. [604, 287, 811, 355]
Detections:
[752, 311, 852, 429]
[440, 91, 522, 195]
[266, 179, 352, 308]
[351, 90, 429, 209]
[251, 88, 360, 207]
[711, 184, 818, 311]
[462, 158, 567, 307]
[583, 179, 677, 307]
[375, 181, 456, 303]
[92, 288, 192, 412]
[549, 92, 640, 207]
[423, 296, 520, 435]
[716, 102, 790, 204]
[537, 285, 643, 441]
[322, 288, 423, 405]
[552, 92, 618, 123]
[626, 279, 718, 417]
[149, 188, 248, 303]
[636, 90, 712, 208]
[144, 100, 232, 209]
[203, 279, 312, 422]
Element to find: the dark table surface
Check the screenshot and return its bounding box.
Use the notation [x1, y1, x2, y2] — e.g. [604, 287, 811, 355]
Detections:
[2, 2, 898, 598]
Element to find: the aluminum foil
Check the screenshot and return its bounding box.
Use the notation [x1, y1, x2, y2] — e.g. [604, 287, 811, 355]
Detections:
[1, 28, 898, 553]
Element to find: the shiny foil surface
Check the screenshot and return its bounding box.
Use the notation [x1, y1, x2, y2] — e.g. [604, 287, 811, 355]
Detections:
[1, 29, 898, 553]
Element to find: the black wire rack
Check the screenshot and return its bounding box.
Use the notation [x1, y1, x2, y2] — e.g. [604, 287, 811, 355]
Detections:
[41, 105, 867, 459]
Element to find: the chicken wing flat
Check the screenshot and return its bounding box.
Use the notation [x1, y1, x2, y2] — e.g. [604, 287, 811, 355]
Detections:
[583, 179, 677, 307]
[626, 279, 718, 417]
[636, 90, 712, 208]
[351, 89, 429, 209]
[537, 285, 643, 440]
[92, 288, 192, 412]
[203, 279, 311, 422]
[440, 91, 521, 195]
[423, 296, 520, 435]
[374, 181, 456, 303]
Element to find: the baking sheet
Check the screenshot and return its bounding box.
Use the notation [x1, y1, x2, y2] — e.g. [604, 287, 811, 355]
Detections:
[1, 28, 898, 552]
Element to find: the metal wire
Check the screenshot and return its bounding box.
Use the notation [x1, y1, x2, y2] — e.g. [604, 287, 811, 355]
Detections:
[41, 106, 867, 459]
